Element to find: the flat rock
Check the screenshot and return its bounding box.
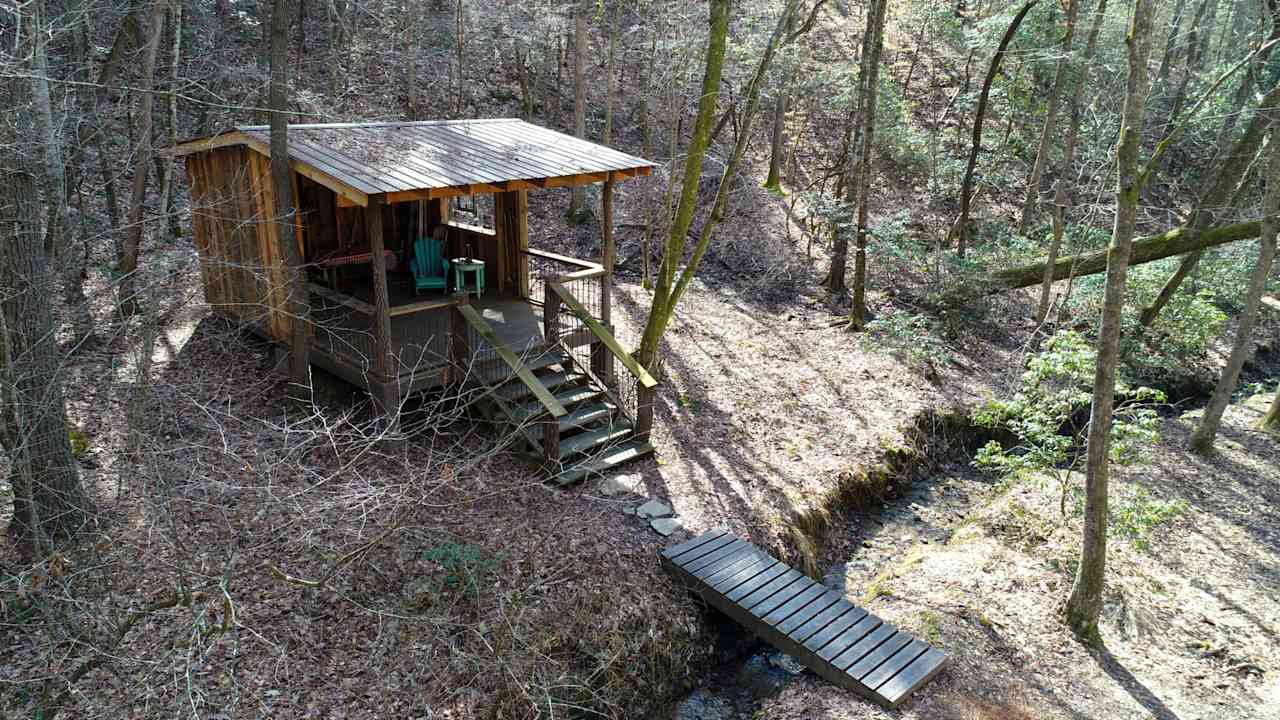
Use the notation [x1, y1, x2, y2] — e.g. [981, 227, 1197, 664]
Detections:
[650, 517, 682, 536]
[636, 499, 673, 519]
[597, 473, 643, 498]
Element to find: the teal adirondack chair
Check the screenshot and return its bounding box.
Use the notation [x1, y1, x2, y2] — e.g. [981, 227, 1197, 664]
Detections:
[412, 236, 449, 294]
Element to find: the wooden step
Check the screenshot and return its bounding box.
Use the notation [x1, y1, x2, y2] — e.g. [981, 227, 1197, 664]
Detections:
[526, 402, 619, 439]
[475, 349, 568, 383]
[512, 385, 603, 420]
[660, 531, 948, 708]
[494, 370, 585, 403]
[558, 423, 634, 458]
[553, 439, 655, 485]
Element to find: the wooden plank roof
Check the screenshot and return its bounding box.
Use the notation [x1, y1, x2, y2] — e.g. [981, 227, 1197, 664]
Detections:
[172, 119, 655, 206]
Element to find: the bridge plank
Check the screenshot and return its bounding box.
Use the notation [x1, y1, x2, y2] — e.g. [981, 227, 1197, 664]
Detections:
[662, 529, 727, 561]
[658, 532, 947, 708]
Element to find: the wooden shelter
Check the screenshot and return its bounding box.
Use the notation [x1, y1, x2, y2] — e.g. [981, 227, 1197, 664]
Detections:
[174, 119, 659, 481]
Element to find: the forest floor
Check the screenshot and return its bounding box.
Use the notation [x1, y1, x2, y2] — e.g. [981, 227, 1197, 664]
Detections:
[6, 173, 1277, 720]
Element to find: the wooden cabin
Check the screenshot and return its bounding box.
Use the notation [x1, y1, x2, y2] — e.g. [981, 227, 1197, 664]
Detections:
[173, 119, 659, 482]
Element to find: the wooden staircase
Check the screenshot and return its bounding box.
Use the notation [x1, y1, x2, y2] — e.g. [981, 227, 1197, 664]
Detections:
[457, 297, 657, 485]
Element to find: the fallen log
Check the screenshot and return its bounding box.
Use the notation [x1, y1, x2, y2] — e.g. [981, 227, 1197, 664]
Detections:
[992, 220, 1262, 289]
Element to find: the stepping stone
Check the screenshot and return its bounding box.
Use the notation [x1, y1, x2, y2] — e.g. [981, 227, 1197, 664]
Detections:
[597, 473, 643, 498]
[650, 517, 682, 536]
[636, 499, 673, 519]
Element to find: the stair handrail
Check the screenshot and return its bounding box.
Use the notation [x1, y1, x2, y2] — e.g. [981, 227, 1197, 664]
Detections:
[454, 304, 568, 419]
[546, 281, 658, 390]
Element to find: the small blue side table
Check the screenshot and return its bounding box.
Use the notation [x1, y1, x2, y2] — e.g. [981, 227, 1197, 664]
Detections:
[452, 258, 485, 297]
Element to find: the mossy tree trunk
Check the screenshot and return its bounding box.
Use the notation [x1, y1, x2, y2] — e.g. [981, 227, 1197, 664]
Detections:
[1190, 129, 1280, 453]
[638, 1, 797, 372]
[1065, 0, 1156, 646]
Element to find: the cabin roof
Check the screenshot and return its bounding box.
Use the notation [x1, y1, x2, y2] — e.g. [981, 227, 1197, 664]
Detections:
[172, 119, 655, 206]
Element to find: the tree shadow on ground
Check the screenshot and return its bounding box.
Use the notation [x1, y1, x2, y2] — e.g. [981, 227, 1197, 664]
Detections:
[1094, 643, 1184, 720]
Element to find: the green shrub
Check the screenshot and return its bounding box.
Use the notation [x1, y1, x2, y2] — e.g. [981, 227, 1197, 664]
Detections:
[973, 330, 1165, 516]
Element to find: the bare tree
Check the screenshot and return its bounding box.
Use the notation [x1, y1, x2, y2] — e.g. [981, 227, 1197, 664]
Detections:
[118, 0, 166, 317]
[569, 0, 589, 216]
[848, 0, 888, 327]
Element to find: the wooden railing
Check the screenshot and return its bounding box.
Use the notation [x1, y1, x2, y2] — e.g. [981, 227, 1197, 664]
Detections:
[455, 302, 568, 461]
[546, 280, 658, 437]
[308, 282, 464, 382]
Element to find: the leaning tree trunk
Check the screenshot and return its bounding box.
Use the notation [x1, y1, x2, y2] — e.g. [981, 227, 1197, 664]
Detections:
[1262, 382, 1280, 431]
[849, 0, 888, 328]
[1190, 130, 1280, 453]
[118, 0, 165, 318]
[1, 160, 88, 547]
[270, 0, 310, 393]
[1138, 81, 1280, 326]
[568, 0, 588, 216]
[1017, 0, 1077, 236]
[953, 1, 1038, 257]
[1065, 0, 1156, 646]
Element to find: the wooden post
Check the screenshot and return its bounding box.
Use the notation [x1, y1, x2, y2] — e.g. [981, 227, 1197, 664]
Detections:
[636, 383, 655, 439]
[601, 178, 615, 272]
[596, 179, 616, 382]
[542, 417, 561, 464]
[366, 196, 399, 436]
[544, 281, 561, 346]
[450, 292, 471, 382]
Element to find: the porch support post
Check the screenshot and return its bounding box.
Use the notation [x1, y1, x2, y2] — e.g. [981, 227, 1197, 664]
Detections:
[366, 196, 399, 437]
[450, 291, 471, 382]
[544, 282, 561, 345]
[594, 179, 616, 382]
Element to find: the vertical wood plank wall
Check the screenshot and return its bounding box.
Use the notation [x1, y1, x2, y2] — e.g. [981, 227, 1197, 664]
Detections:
[495, 190, 530, 298]
[184, 146, 294, 344]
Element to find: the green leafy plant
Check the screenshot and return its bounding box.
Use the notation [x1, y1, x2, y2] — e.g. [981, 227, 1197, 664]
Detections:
[423, 542, 503, 602]
[973, 330, 1165, 517]
[1111, 486, 1187, 552]
[864, 310, 952, 372]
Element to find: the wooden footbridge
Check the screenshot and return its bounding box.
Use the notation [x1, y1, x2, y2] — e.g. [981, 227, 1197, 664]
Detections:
[660, 530, 948, 708]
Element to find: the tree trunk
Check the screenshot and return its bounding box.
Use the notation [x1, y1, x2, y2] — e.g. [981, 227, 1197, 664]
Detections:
[764, 11, 799, 191]
[158, 0, 183, 241]
[1262, 382, 1280, 431]
[118, 0, 165, 318]
[1017, 0, 1078, 236]
[1138, 82, 1280, 326]
[995, 219, 1263, 288]
[1035, 0, 1107, 323]
[1156, 0, 1188, 85]
[270, 0, 310, 392]
[602, 0, 621, 145]
[849, 0, 889, 328]
[636, 0, 736, 370]
[1190, 131, 1280, 453]
[1065, 0, 1156, 646]
[829, 0, 879, 294]
[1, 149, 88, 548]
[569, 0, 588, 215]
[405, 4, 418, 119]
[953, 1, 1039, 257]
[454, 0, 465, 116]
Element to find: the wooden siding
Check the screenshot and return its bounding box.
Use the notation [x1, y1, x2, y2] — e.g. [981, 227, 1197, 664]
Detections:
[185, 145, 294, 343]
